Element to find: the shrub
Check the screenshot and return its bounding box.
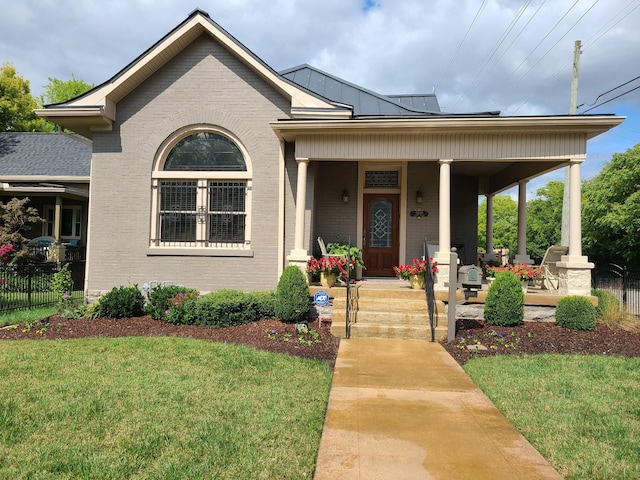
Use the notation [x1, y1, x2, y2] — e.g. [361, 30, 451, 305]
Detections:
[93, 285, 145, 319]
[591, 289, 620, 319]
[275, 266, 309, 323]
[193, 289, 255, 328]
[556, 296, 596, 330]
[165, 291, 200, 325]
[484, 270, 524, 326]
[146, 285, 199, 320]
[245, 290, 276, 319]
[51, 263, 73, 311]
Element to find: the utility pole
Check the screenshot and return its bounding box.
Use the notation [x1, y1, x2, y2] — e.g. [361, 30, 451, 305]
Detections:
[561, 40, 581, 246]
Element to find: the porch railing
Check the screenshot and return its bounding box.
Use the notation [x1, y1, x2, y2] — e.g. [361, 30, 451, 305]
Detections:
[592, 263, 640, 316]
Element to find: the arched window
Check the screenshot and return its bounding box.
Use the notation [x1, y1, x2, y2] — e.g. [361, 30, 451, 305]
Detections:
[151, 130, 251, 250]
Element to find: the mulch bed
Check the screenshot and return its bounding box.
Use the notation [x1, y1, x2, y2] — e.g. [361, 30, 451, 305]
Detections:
[442, 318, 640, 365]
[0, 316, 341, 367]
[3, 315, 640, 368]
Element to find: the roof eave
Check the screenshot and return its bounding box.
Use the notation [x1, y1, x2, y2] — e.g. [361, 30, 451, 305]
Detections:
[34, 106, 113, 140]
[270, 115, 625, 142]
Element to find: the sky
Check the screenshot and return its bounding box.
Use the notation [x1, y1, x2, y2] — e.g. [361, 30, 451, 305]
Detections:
[1, 0, 639, 198]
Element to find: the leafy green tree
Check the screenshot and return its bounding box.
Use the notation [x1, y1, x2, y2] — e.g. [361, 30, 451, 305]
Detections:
[0, 63, 52, 132]
[478, 195, 517, 260]
[526, 181, 563, 263]
[41, 74, 94, 105]
[0, 197, 44, 263]
[583, 143, 640, 269]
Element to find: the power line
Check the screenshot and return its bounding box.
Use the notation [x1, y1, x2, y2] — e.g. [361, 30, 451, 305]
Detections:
[484, 0, 583, 111]
[581, 83, 640, 113]
[434, 0, 488, 91]
[580, 74, 640, 107]
[448, 0, 537, 111]
[507, 0, 640, 114]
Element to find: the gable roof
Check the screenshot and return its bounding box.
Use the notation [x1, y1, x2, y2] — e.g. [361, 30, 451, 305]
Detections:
[0, 132, 91, 178]
[36, 9, 352, 138]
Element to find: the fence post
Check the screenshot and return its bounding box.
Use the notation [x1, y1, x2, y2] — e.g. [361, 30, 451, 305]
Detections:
[27, 264, 33, 310]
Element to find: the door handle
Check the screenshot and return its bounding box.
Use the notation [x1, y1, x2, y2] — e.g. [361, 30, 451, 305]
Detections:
[363, 229, 366, 248]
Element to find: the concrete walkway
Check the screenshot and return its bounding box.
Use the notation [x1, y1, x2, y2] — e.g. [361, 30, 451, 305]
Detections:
[314, 338, 562, 480]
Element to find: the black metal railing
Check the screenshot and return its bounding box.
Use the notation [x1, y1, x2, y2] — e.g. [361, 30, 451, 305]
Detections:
[423, 239, 437, 342]
[592, 263, 640, 316]
[0, 261, 84, 314]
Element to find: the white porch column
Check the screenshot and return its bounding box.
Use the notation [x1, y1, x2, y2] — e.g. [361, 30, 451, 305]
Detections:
[435, 159, 452, 289]
[557, 158, 593, 295]
[515, 180, 532, 264]
[287, 158, 311, 276]
[482, 194, 498, 265]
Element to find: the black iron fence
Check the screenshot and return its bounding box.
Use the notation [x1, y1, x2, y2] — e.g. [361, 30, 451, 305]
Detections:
[592, 264, 640, 316]
[0, 261, 85, 314]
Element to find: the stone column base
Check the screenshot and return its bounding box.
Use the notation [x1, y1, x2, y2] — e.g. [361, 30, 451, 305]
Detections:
[433, 252, 452, 291]
[557, 256, 594, 296]
[287, 249, 311, 283]
[514, 254, 533, 265]
[47, 245, 66, 263]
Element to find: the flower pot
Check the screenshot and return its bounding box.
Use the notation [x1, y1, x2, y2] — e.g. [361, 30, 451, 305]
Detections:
[320, 272, 337, 287]
[521, 279, 529, 292]
[409, 274, 425, 290]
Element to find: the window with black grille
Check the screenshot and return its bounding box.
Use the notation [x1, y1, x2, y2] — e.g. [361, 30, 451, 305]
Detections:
[151, 131, 250, 249]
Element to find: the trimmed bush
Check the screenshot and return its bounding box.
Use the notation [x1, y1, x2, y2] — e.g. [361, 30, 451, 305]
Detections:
[93, 285, 145, 319]
[591, 288, 620, 319]
[193, 289, 255, 328]
[146, 285, 199, 320]
[484, 270, 524, 326]
[556, 296, 597, 330]
[245, 290, 276, 319]
[275, 266, 310, 323]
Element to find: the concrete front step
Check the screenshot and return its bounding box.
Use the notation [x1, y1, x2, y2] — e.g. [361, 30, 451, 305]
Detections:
[332, 309, 430, 325]
[334, 297, 428, 314]
[331, 322, 448, 341]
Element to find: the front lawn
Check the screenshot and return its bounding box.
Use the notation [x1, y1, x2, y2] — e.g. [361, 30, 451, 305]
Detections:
[0, 337, 333, 479]
[465, 354, 640, 480]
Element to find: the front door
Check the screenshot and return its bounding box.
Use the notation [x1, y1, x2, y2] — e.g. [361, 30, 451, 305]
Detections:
[363, 193, 399, 276]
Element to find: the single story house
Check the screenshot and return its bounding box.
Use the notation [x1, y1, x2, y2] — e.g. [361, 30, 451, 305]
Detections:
[36, 9, 623, 301]
[0, 131, 91, 252]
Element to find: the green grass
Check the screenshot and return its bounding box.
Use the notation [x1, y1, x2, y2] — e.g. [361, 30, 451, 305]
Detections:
[0, 337, 333, 479]
[0, 306, 56, 327]
[464, 354, 640, 479]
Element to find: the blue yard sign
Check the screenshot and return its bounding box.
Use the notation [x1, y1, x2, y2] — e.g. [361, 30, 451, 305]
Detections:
[313, 290, 330, 307]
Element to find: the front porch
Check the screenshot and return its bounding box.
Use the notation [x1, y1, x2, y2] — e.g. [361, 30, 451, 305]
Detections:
[310, 278, 575, 342]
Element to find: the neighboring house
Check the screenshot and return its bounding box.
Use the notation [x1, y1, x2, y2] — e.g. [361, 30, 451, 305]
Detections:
[36, 9, 623, 300]
[0, 132, 91, 250]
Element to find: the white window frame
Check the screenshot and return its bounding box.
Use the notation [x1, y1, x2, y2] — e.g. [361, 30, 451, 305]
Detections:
[149, 126, 253, 256]
[43, 205, 82, 239]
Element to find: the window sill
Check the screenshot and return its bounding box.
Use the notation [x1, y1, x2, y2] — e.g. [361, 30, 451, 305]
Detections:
[146, 247, 254, 257]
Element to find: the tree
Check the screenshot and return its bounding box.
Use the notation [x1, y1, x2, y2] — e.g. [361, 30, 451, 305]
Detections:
[526, 181, 563, 263]
[583, 143, 640, 269]
[0, 197, 44, 264]
[478, 195, 518, 260]
[41, 74, 94, 105]
[0, 63, 52, 132]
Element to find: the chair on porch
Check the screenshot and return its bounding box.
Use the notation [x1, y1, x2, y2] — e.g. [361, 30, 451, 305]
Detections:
[539, 245, 569, 290]
[317, 237, 344, 260]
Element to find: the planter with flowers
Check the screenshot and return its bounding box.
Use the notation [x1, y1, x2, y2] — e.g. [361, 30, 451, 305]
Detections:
[307, 256, 354, 287]
[393, 257, 438, 289]
[486, 264, 542, 291]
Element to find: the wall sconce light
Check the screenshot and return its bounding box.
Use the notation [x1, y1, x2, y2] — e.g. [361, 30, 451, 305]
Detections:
[342, 189, 349, 203]
[416, 189, 423, 204]
[410, 209, 428, 219]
